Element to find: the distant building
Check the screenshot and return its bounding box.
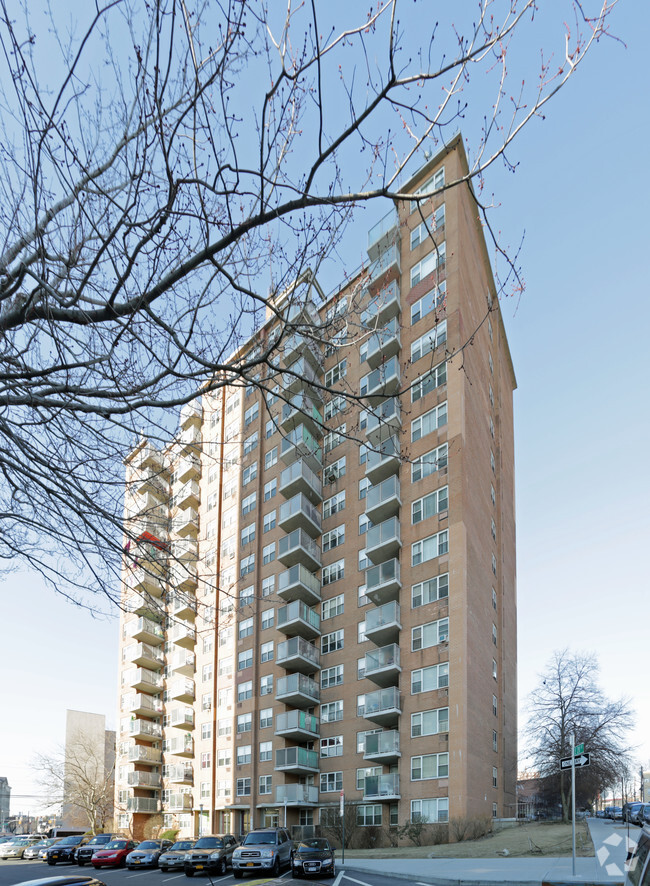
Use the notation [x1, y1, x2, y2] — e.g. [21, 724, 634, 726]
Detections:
[63, 710, 116, 830]
[0, 777, 10, 829]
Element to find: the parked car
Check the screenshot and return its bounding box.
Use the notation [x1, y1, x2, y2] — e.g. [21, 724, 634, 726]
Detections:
[0, 836, 48, 859]
[640, 805, 650, 827]
[624, 803, 645, 824]
[624, 823, 650, 885]
[291, 838, 335, 879]
[90, 839, 137, 868]
[45, 835, 90, 865]
[75, 835, 118, 866]
[231, 828, 293, 879]
[158, 841, 196, 872]
[183, 835, 237, 877]
[23, 840, 58, 860]
[125, 840, 173, 869]
[11, 877, 108, 886]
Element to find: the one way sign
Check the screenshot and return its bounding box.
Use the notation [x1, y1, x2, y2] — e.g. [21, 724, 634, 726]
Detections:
[561, 753, 590, 770]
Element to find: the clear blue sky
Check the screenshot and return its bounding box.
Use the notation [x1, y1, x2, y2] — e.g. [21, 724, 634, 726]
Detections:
[1, 0, 648, 814]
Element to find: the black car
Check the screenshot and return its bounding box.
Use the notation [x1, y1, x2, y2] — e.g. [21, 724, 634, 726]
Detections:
[46, 836, 90, 865]
[11, 878, 107, 886]
[184, 835, 238, 876]
[76, 835, 117, 866]
[291, 839, 335, 879]
[125, 840, 173, 869]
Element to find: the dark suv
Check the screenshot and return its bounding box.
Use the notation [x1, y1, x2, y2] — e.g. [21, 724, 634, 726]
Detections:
[76, 833, 117, 865]
[231, 828, 293, 878]
[45, 834, 90, 864]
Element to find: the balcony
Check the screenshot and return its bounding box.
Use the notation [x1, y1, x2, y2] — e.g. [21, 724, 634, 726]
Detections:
[361, 356, 401, 404]
[136, 469, 170, 502]
[365, 475, 401, 524]
[128, 642, 164, 671]
[128, 771, 162, 789]
[128, 565, 164, 599]
[178, 423, 201, 454]
[180, 401, 202, 429]
[367, 209, 399, 261]
[166, 765, 193, 785]
[123, 667, 163, 694]
[167, 793, 193, 812]
[171, 537, 198, 561]
[124, 590, 161, 621]
[362, 281, 401, 327]
[123, 693, 163, 718]
[168, 678, 195, 703]
[126, 719, 163, 742]
[170, 562, 198, 594]
[127, 797, 161, 814]
[176, 455, 201, 485]
[280, 425, 323, 476]
[365, 558, 401, 605]
[279, 459, 322, 505]
[365, 516, 402, 565]
[277, 636, 320, 674]
[363, 730, 401, 763]
[364, 644, 401, 687]
[127, 745, 162, 766]
[279, 493, 321, 538]
[168, 735, 195, 758]
[367, 249, 401, 302]
[277, 600, 321, 641]
[365, 435, 400, 485]
[363, 773, 401, 802]
[176, 479, 200, 511]
[127, 616, 164, 646]
[171, 507, 198, 538]
[282, 333, 323, 371]
[275, 710, 320, 742]
[278, 528, 321, 572]
[284, 298, 320, 329]
[365, 317, 401, 370]
[365, 601, 401, 646]
[359, 687, 402, 727]
[366, 398, 402, 444]
[169, 591, 197, 621]
[282, 358, 323, 401]
[281, 394, 323, 438]
[170, 621, 196, 649]
[169, 649, 195, 677]
[169, 706, 195, 730]
[278, 564, 321, 608]
[276, 673, 320, 708]
[275, 784, 319, 806]
[275, 746, 319, 774]
[134, 441, 165, 473]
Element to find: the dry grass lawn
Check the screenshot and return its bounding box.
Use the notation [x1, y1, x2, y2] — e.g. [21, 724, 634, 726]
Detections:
[343, 821, 593, 859]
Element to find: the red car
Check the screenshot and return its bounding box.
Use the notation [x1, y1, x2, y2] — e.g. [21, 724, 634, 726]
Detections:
[91, 838, 137, 868]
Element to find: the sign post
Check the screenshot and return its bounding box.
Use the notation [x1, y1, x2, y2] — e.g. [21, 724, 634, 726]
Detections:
[571, 733, 576, 877]
[340, 790, 345, 864]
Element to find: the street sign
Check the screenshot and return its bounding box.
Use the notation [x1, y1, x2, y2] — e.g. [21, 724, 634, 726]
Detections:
[339, 790, 344, 817]
[574, 743, 584, 755]
[561, 753, 590, 770]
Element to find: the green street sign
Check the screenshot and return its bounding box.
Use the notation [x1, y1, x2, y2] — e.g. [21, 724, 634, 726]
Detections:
[574, 743, 584, 755]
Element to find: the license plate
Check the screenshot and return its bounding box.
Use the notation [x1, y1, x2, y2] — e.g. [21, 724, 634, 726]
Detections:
[305, 864, 319, 871]
[134, 860, 141, 864]
[196, 865, 203, 870]
[246, 862, 255, 867]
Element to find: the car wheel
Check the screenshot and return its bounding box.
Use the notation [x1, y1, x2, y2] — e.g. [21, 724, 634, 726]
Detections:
[291, 872, 298, 879]
[233, 870, 243, 879]
[216, 858, 227, 876]
[272, 857, 281, 877]
[160, 868, 167, 873]
[185, 869, 194, 877]
[78, 860, 86, 867]
[48, 859, 56, 866]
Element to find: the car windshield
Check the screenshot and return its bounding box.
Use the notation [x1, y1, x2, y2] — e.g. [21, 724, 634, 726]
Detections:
[298, 840, 330, 851]
[244, 833, 277, 845]
[136, 841, 160, 849]
[89, 835, 112, 844]
[170, 841, 195, 850]
[57, 836, 82, 846]
[105, 841, 128, 850]
[194, 838, 223, 849]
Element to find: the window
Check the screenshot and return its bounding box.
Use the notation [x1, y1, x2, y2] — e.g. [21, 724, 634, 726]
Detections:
[492, 767, 498, 788]
[411, 320, 447, 363]
[321, 629, 344, 654]
[217, 749, 231, 767]
[236, 778, 251, 796]
[260, 707, 273, 729]
[240, 554, 255, 576]
[359, 513, 372, 535]
[492, 623, 497, 646]
[241, 523, 255, 546]
[242, 462, 257, 485]
[202, 692, 213, 712]
[264, 478, 277, 501]
[412, 617, 449, 651]
[491, 517, 497, 541]
[203, 634, 214, 655]
[323, 490, 346, 518]
[324, 396, 346, 422]
[357, 657, 366, 680]
[356, 729, 382, 754]
[237, 681, 253, 701]
[411, 707, 449, 737]
[410, 242, 446, 287]
[358, 584, 369, 607]
[412, 530, 449, 566]
[201, 723, 212, 740]
[492, 587, 497, 610]
[218, 655, 233, 678]
[237, 713, 252, 733]
[493, 695, 498, 717]
[202, 663, 213, 682]
[411, 798, 448, 823]
[262, 575, 275, 597]
[320, 771, 343, 792]
[410, 167, 445, 213]
[357, 805, 382, 826]
[411, 402, 448, 442]
[224, 422, 238, 443]
[259, 741, 272, 762]
[260, 674, 273, 696]
[244, 403, 259, 427]
[218, 719, 232, 737]
[264, 446, 278, 469]
[206, 519, 216, 540]
[411, 281, 447, 324]
[239, 617, 254, 639]
[320, 736, 343, 758]
[492, 659, 498, 680]
[410, 208, 445, 250]
[325, 360, 347, 386]
[412, 574, 449, 608]
[238, 649, 253, 670]
[207, 491, 218, 512]
[488, 352, 494, 375]
[321, 665, 344, 688]
[259, 775, 272, 795]
[322, 524, 345, 552]
[262, 542, 276, 565]
[321, 700, 343, 723]
[490, 450, 495, 473]
[237, 745, 252, 765]
[222, 506, 235, 529]
[491, 484, 496, 506]
[219, 625, 233, 647]
[357, 620, 367, 642]
[359, 443, 368, 464]
[322, 559, 344, 586]
[263, 510, 276, 533]
[411, 362, 447, 402]
[323, 424, 346, 453]
[411, 663, 449, 693]
[358, 549, 369, 571]
[243, 431, 258, 455]
[323, 456, 346, 484]
[260, 641, 274, 662]
[493, 730, 498, 752]
[242, 492, 256, 515]
[492, 553, 497, 576]
[265, 419, 274, 439]
[261, 608, 274, 630]
[322, 594, 344, 620]
[200, 752, 211, 769]
[489, 415, 495, 439]
[357, 766, 382, 791]
[412, 486, 449, 523]
[411, 753, 449, 781]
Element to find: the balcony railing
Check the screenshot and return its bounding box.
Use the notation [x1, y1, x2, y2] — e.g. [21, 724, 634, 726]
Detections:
[280, 459, 322, 504]
[278, 528, 322, 572]
[365, 434, 401, 485]
[127, 565, 164, 599]
[277, 636, 320, 674]
[365, 558, 401, 605]
[279, 493, 322, 538]
[275, 746, 319, 773]
[365, 474, 401, 524]
[171, 507, 198, 538]
[169, 592, 197, 621]
[170, 621, 196, 648]
[125, 719, 162, 741]
[126, 745, 162, 765]
[167, 735, 194, 757]
[176, 479, 200, 511]
[361, 355, 401, 402]
[365, 397, 402, 443]
[275, 784, 319, 806]
[178, 424, 201, 453]
[363, 773, 401, 801]
[134, 441, 165, 473]
[365, 317, 401, 370]
[127, 642, 164, 671]
[169, 706, 195, 730]
[365, 600, 401, 646]
[176, 455, 201, 485]
[282, 358, 323, 400]
[167, 793, 193, 812]
[364, 643, 401, 687]
[282, 333, 323, 370]
[126, 616, 164, 646]
[166, 765, 193, 784]
[277, 600, 321, 641]
[278, 563, 321, 607]
[363, 729, 401, 762]
[359, 687, 402, 726]
[168, 649, 195, 677]
[127, 797, 161, 814]
[168, 678, 195, 703]
[276, 673, 320, 708]
[180, 401, 202, 429]
[127, 771, 162, 789]
[365, 516, 402, 565]
[280, 425, 323, 476]
[122, 693, 163, 718]
[275, 710, 320, 742]
[367, 209, 399, 259]
[368, 247, 401, 292]
[122, 667, 163, 694]
[281, 394, 324, 438]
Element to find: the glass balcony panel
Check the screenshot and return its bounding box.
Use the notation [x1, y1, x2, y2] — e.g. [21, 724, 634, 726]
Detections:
[169, 706, 195, 729]
[168, 678, 195, 703]
[176, 479, 200, 511]
[365, 434, 401, 484]
[125, 719, 163, 742]
[359, 687, 402, 726]
[363, 773, 400, 801]
[365, 558, 401, 605]
[277, 600, 321, 641]
[277, 635, 320, 674]
[367, 248, 401, 292]
[171, 507, 198, 538]
[278, 528, 322, 572]
[365, 317, 402, 369]
[168, 735, 194, 757]
[274, 746, 319, 773]
[169, 649, 195, 677]
[280, 459, 323, 504]
[122, 667, 163, 694]
[275, 710, 320, 741]
[169, 591, 197, 621]
[281, 394, 324, 438]
[176, 455, 201, 485]
[280, 425, 323, 475]
[127, 797, 161, 813]
[127, 565, 164, 599]
[278, 563, 321, 607]
[134, 442, 165, 473]
[365, 601, 401, 646]
[282, 333, 323, 370]
[178, 424, 201, 453]
[367, 210, 399, 260]
[279, 493, 322, 538]
[127, 771, 162, 789]
[126, 616, 164, 645]
[362, 355, 401, 402]
[170, 621, 196, 649]
[275, 784, 319, 806]
[365, 515, 402, 564]
[127, 745, 162, 765]
[365, 475, 401, 524]
[365, 398, 402, 444]
[180, 402, 202, 429]
[122, 693, 163, 718]
[127, 642, 164, 671]
[282, 358, 323, 400]
[166, 765, 193, 784]
[363, 729, 401, 762]
[276, 673, 320, 708]
[364, 643, 401, 687]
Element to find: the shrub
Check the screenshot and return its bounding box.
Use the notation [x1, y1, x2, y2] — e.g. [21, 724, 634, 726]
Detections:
[158, 829, 179, 842]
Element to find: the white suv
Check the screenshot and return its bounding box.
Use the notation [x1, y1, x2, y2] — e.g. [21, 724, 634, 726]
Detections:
[232, 828, 293, 878]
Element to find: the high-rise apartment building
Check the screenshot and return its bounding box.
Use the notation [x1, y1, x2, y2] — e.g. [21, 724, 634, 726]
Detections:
[114, 134, 517, 842]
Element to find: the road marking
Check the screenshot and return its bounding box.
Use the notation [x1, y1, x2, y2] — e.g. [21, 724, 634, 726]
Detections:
[338, 873, 375, 886]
